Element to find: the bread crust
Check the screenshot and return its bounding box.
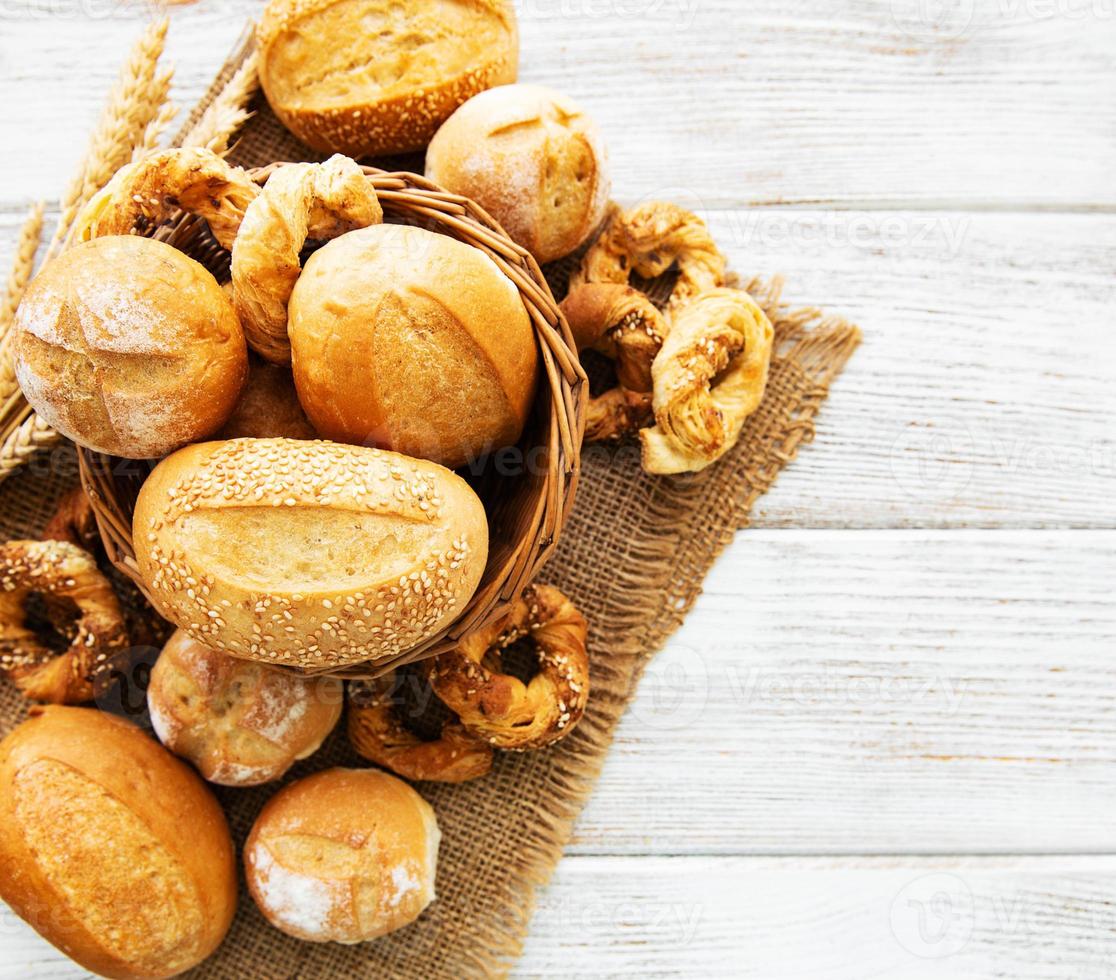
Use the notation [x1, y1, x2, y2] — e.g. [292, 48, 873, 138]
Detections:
[257, 0, 518, 157]
[426, 83, 611, 264]
[289, 224, 537, 468]
[132, 438, 489, 670]
[13, 236, 247, 459]
[0, 706, 236, 980]
[244, 767, 440, 942]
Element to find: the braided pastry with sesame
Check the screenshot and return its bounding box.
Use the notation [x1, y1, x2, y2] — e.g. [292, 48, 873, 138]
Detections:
[71, 147, 259, 251]
[425, 584, 589, 751]
[561, 282, 668, 442]
[0, 540, 130, 704]
[231, 155, 383, 364]
[570, 201, 726, 315]
[641, 288, 774, 475]
[347, 673, 493, 783]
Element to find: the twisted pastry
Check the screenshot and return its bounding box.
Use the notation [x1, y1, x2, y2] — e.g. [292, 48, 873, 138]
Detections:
[72, 147, 259, 251]
[572, 201, 726, 314]
[561, 283, 668, 442]
[426, 584, 590, 751]
[0, 540, 130, 703]
[41, 489, 100, 554]
[641, 288, 774, 475]
[347, 673, 493, 783]
[232, 155, 383, 364]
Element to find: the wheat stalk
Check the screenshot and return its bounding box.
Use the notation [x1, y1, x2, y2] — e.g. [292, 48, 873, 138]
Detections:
[47, 19, 172, 258]
[131, 100, 180, 162]
[179, 50, 258, 153]
[0, 414, 61, 484]
[0, 203, 44, 344]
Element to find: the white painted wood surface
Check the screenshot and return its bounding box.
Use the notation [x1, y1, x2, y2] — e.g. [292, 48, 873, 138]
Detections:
[1, 0, 1114, 977]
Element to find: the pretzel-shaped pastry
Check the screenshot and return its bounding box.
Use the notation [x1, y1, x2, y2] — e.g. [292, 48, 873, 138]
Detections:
[561, 283, 668, 442]
[41, 489, 100, 554]
[641, 288, 774, 475]
[231, 155, 383, 364]
[72, 147, 259, 251]
[572, 201, 726, 314]
[0, 540, 130, 704]
[347, 673, 493, 783]
[426, 584, 589, 751]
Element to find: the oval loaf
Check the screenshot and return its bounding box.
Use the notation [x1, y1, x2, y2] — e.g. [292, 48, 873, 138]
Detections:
[133, 438, 489, 670]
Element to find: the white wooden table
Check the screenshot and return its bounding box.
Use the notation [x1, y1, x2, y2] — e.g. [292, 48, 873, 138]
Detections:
[2, 1, 1115, 976]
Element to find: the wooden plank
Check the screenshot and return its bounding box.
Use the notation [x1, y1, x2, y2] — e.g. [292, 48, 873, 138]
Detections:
[519, 855, 1116, 977]
[569, 530, 1116, 854]
[4, 207, 1111, 528]
[0, 0, 1113, 207]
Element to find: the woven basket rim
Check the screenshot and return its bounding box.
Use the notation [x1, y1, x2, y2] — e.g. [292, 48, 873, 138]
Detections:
[79, 162, 587, 680]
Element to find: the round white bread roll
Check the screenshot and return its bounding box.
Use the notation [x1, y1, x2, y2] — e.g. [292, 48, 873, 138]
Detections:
[147, 630, 342, 786]
[13, 236, 247, 459]
[132, 438, 489, 670]
[426, 84, 610, 264]
[245, 768, 440, 942]
[289, 224, 538, 468]
[0, 706, 236, 979]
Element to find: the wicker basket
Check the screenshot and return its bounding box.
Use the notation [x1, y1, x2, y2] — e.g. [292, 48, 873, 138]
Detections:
[77, 162, 587, 678]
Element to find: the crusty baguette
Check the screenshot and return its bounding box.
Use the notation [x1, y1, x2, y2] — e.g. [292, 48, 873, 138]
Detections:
[0, 706, 236, 980]
[133, 438, 489, 670]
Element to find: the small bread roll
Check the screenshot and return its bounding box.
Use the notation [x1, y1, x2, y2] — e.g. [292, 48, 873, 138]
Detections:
[426, 84, 610, 264]
[0, 706, 236, 979]
[289, 224, 537, 468]
[218, 359, 318, 440]
[13, 236, 247, 459]
[245, 768, 440, 942]
[257, 0, 518, 157]
[133, 438, 488, 670]
[148, 630, 342, 786]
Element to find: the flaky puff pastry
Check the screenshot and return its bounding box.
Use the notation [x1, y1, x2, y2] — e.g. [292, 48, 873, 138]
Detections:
[641, 288, 774, 475]
[231, 155, 382, 364]
[561, 282, 668, 442]
[571, 201, 726, 314]
[72, 147, 259, 251]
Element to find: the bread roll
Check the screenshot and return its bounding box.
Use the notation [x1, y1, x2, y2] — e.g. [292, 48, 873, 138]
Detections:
[133, 438, 488, 670]
[0, 706, 236, 979]
[245, 768, 439, 942]
[289, 225, 537, 468]
[13, 236, 247, 459]
[426, 84, 610, 264]
[257, 0, 518, 157]
[218, 358, 318, 440]
[148, 630, 342, 785]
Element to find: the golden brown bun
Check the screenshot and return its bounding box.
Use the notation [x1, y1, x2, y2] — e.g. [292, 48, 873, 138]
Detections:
[132, 438, 489, 670]
[148, 630, 342, 785]
[0, 706, 236, 979]
[257, 0, 518, 157]
[217, 359, 318, 440]
[426, 84, 610, 264]
[245, 768, 440, 942]
[289, 224, 538, 468]
[13, 236, 247, 459]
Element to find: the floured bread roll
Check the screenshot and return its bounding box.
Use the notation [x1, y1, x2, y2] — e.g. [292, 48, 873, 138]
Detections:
[147, 630, 342, 786]
[245, 768, 440, 942]
[13, 236, 247, 458]
[426, 84, 610, 264]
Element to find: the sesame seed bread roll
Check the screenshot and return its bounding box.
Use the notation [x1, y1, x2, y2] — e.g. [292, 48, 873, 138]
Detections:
[257, 0, 518, 158]
[148, 630, 342, 786]
[0, 706, 236, 980]
[245, 768, 440, 943]
[426, 84, 611, 264]
[132, 438, 489, 671]
[13, 236, 247, 459]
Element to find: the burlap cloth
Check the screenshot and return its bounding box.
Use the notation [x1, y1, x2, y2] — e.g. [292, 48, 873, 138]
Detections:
[0, 40, 861, 979]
